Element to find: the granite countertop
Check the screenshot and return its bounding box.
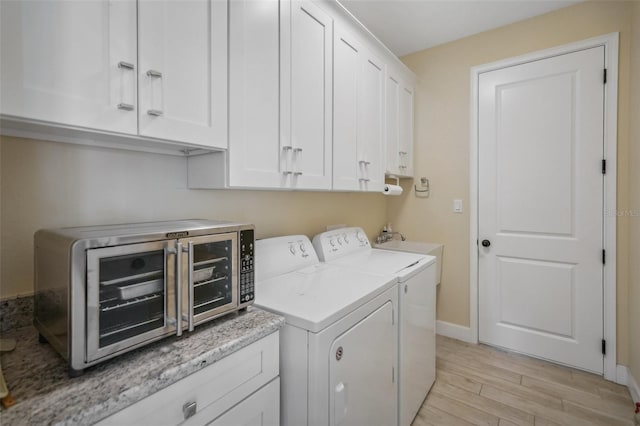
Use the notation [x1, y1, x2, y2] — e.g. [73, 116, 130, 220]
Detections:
[0, 307, 284, 425]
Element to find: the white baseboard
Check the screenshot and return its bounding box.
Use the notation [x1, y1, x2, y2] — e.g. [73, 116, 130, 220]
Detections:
[627, 367, 640, 403]
[436, 320, 474, 343]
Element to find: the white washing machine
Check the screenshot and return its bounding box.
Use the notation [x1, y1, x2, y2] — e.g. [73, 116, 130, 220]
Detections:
[254, 235, 399, 426]
[312, 228, 437, 426]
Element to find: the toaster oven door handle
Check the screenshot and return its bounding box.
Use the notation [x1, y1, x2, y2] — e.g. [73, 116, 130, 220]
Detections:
[175, 242, 184, 337]
[186, 242, 195, 332]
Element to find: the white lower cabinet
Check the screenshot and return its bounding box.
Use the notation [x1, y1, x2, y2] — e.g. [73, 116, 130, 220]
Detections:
[208, 378, 279, 426]
[96, 331, 279, 426]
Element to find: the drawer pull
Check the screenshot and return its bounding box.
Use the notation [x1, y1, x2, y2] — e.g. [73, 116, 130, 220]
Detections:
[183, 401, 197, 420]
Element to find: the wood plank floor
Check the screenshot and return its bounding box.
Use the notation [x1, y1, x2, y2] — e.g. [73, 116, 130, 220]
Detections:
[412, 335, 636, 426]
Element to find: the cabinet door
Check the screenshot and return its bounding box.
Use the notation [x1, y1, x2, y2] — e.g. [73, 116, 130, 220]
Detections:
[358, 49, 385, 192]
[228, 0, 287, 188]
[332, 27, 361, 191]
[385, 73, 401, 175]
[398, 84, 414, 176]
[138, 0, 227, 149]
[0, 0, 137, 134]
[285, 0, 333, 190]
[207, 378, 280, 426]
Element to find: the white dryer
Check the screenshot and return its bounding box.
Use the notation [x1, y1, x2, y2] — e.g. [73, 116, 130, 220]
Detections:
[313, 228, 437, 426]
[254, 235, 399, 426]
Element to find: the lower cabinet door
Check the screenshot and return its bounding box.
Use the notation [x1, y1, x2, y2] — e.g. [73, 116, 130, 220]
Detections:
[208, 378, 280, 426]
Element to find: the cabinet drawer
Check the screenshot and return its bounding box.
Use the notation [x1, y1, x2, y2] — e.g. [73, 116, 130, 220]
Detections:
[98, 331, 279, 426]
[208, 378, 279, 426]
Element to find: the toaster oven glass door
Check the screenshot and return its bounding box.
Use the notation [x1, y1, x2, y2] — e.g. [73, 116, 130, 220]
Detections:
[86, 241, 176, 363]
[180, 232, 238, 329]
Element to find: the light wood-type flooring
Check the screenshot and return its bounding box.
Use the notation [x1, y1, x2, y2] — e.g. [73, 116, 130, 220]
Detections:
[412, 335, 636, 426]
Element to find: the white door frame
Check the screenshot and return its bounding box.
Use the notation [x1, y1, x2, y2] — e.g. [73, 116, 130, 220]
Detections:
[469, 33, 619, 382]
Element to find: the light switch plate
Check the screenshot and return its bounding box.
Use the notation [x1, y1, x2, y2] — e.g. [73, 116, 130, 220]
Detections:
[453, 199, 463, 213]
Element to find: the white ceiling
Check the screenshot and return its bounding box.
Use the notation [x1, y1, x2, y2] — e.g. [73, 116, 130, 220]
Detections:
[338, 0, 583, 57]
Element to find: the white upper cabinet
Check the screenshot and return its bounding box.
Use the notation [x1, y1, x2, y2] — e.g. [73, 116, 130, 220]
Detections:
[196, 0, 333, 190]
[138, 0, 227, 149]
[0, 0, 137, 135]
[332, 27, 361, 191]
[385, 69, 414, 177]
[333, 25, 385, 192]
[357, 49, 385, 191]
[226, 0, 283, 188]
[1, 0, 227, 152]
[285, 0, 333, 190]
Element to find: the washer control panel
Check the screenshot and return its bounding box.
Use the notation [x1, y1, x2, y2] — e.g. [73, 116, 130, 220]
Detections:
[312, 227, 371, 262]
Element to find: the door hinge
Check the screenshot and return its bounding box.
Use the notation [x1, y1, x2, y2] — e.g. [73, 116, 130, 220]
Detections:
[602, 249, 606, 265]
[602, 339, 606, 355]
[602, 159, 606, 174]
[603, 68, 607, 84]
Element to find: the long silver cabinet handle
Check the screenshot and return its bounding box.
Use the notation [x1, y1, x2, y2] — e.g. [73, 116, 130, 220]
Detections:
[186, 242, 194, 332]
[117, 61, 135, 112]
[146, 69, 163, 78]
[175, 242, 183, 337]
[118, 61, 134, 70]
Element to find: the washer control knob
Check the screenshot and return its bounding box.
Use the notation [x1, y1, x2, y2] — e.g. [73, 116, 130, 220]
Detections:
[289, 245, 296, 255]
[337, 237, 343, 245]
[299, 243, 306, 252]
[343, 234, 349, 243]
[330, 239, 336, 247]
[356, 231, 365, 242]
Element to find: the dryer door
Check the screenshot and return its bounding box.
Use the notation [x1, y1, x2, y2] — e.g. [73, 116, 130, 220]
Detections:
[330, 300, 397, 426]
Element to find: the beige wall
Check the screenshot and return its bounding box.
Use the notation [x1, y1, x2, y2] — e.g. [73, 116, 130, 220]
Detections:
[629, 1, 640, 385]
[392, 1, 634, 365]
[0, 136, 387, 298]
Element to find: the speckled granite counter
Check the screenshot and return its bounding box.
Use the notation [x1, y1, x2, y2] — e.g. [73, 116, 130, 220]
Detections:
[0, 307, 284, 425]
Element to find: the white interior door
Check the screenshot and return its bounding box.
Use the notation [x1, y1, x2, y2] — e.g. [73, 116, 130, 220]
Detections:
[478, 46, 605, 373]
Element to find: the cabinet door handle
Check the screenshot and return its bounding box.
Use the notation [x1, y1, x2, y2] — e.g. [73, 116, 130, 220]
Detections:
[118, 61, 135, 70]
[358, 160, 371, 165]
[183, 401, 197, 420]
[117, 61, 135, 112]
[281, 146, 292, 175]
[146, 69, 163, 117]
[399, 151, 408, 156]
[359, 178, 371, 182]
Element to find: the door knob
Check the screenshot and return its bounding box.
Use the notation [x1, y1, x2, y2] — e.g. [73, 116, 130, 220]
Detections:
[481, 239, 491, 247]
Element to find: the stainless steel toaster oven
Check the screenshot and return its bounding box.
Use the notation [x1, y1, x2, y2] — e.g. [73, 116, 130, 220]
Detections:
[34, 220, 255, 375]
